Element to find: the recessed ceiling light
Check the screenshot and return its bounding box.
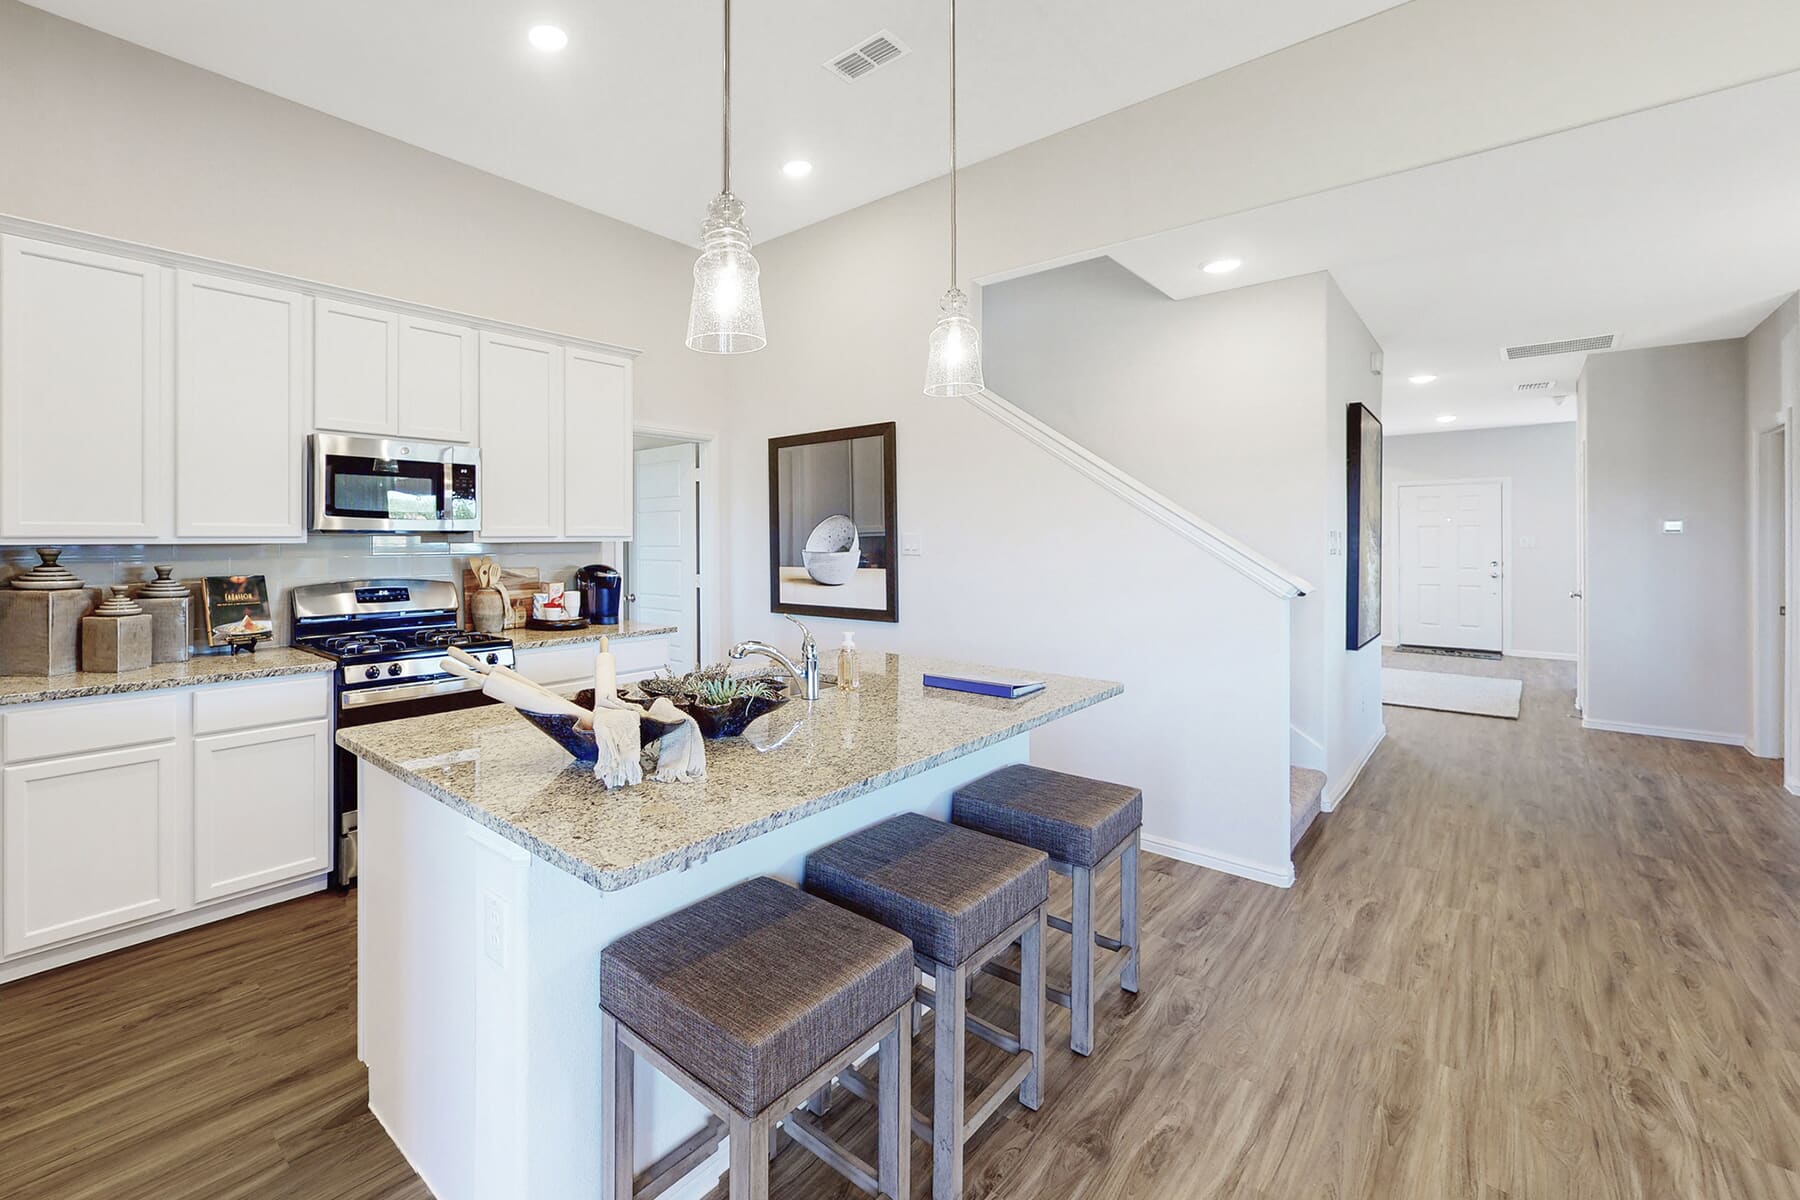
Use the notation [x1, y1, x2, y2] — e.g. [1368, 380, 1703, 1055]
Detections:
[782, 160, 813, 179]
[1202, 258, 1243, 275]
[1435, 414, 1457, 424]
[528, 25, 568, 52]
[1409, 374, 1438, 384]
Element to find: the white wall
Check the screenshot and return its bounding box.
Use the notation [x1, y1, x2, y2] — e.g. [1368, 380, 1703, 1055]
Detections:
[1581, 341, 1748, 741]
[1323, 278, 1386, 800]
[1744, 295, 1798, 758]
[1382, 423, 1579, 658]
[982, 261, 1329, 760]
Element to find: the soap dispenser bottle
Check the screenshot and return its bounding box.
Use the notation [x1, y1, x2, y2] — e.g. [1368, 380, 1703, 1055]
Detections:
[836, 632, 861, 691]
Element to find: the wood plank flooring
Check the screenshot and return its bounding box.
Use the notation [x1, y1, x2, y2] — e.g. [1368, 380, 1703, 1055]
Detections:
[5, 653, 1800, 1198]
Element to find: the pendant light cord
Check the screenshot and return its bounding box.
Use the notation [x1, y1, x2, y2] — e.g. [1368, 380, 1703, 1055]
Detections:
[948, 0, 958, 290]
[722, 0, 732, 195]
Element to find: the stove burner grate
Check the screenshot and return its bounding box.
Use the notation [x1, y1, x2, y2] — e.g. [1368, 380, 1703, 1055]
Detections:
[322, 634, 405, 657]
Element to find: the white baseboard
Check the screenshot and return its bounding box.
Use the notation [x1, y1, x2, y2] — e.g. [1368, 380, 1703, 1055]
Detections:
[1504, 648, 1576, 661]
[0, 873, 326, 985]
[1142, 834, 1295, 889]
[1787, 779, 1800, 798]
[1323, 725, 1386, 813]
[1580, 717, 1747, 747]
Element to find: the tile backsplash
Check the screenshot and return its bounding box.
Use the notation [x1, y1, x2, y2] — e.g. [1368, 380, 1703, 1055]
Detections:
[0, 535, 625, 646]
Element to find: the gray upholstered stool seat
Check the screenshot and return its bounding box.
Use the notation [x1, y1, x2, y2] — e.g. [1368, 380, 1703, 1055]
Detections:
[951, 763, 1142, 868]
[600, 876, 914, 1200]
[804, 812, 1048, 966]
[804, 813, 1050, 1200]
[952, 764, 1144, 1057]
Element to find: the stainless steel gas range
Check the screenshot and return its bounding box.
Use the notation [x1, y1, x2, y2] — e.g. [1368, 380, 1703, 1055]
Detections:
[292, 578, 514, 886]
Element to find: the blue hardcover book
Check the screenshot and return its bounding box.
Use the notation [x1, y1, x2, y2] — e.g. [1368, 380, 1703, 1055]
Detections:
[923, 673, 1046, 700]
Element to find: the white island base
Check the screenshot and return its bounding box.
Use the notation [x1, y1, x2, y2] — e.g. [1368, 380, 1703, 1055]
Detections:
[357, 736, 1027, 1200]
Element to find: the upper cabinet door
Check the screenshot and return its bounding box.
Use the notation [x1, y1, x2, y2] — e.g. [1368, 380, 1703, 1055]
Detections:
[313, 297, 399, 435]
[398, 316, 478, 443]
[563, 347, 634, 539]
[478, 332, 562, 541]
[0, 236, 170, 543]
[174, 271, 308, 541]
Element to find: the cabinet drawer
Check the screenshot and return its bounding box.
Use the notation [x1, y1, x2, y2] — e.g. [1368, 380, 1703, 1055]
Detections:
[192, 675, 330, 735]
[2, 692, 181, 762]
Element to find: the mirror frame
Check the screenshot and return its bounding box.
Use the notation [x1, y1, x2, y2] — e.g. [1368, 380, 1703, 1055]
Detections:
[767, 421, 900, 624]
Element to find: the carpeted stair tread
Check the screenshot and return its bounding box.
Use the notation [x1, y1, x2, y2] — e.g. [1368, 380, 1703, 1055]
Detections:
[1290, 767, 1327, 851]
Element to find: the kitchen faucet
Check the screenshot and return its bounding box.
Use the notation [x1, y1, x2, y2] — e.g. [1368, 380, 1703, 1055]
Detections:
[730, 615, 821, 701]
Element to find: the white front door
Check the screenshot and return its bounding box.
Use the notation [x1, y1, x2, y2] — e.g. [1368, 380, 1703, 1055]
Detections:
[1398, 480, 1504, 652]
[629, 443, 699, 673]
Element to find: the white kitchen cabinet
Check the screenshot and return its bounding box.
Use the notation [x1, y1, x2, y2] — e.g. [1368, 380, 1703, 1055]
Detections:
[192, 719, 331, 903]
[398, 315, 478, 443]
[174, 270, 309, 540]
[478, 331, 563, 540]
[313, 296, 399, 435]
[1, 741, 181, 957]
[563, 346, 634, 539]
[0, 235, 170, 543]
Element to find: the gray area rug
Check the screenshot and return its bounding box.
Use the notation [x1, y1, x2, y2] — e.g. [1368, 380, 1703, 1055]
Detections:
[1382, 667, 1522, 719]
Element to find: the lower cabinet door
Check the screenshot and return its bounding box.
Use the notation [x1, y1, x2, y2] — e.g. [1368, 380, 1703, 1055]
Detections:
[192, 719, 331, 904]
[2, 742, 181, 957]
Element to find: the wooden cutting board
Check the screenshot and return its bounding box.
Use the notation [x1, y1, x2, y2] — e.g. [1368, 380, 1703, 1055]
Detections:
[462, 566, 541, 629]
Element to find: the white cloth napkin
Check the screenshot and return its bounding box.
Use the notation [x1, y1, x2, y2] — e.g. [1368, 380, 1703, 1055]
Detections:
[645, 697, 706, 783]
[589, 641, 643, 788]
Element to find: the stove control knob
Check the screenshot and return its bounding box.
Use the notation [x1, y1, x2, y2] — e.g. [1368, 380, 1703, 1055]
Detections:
[486, 653, 499, 665]
[363, 666, 380, 681]
[386, 663, 403, 677]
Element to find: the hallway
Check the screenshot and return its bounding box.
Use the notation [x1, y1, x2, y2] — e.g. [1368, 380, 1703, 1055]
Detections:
[4, 656, 1798, 1198]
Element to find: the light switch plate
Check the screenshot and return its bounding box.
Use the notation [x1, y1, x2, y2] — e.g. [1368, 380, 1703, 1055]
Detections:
[482, 890, 507, 967]
[901, 533, 922, 557]
[1518, 535, 1537, 549]
[1663, 520, 1685, 534]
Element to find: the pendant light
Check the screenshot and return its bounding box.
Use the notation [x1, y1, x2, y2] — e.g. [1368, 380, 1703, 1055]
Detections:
[686, 0, 766, 354]
[923, 0, 982, 396]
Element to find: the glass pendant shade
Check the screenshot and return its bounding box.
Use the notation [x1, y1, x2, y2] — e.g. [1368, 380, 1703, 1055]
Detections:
[686, 192, 766, 354]
[923, 287, 983, 396]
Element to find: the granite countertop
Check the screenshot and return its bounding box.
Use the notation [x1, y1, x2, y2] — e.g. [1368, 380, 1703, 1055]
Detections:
[337, 653, 1122, 891]
[0, 646, 334, 707]
[506, 620, 677, 651]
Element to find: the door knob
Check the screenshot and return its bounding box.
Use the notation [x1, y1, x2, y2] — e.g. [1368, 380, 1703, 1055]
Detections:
[627, 592, 637, 602]
[1570, 590, 1583, 599]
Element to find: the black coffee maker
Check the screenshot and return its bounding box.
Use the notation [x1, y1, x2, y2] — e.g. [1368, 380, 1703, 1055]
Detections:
[574, 564, 622, 626]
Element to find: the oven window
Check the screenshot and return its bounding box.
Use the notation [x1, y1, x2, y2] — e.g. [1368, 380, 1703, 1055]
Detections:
[326, 459, 445, 521]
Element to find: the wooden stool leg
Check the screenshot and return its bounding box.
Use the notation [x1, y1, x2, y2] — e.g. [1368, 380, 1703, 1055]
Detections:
[1018, 906, 1045, 1110]
[1070, 863, 1095, 1056]
[1121, 832, 1141, 994]
[600, 1012, 635, 1200]
[728, 1113, 771, 1200]
[932, 959, 967, 1200]
[878, 1006, 912, 1199]
[806, 1085, 832, 1116]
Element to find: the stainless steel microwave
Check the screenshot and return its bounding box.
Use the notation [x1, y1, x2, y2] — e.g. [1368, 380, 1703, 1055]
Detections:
[310, 434, 480, 533]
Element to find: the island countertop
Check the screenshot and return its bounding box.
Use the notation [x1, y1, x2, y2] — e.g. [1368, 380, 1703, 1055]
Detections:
[337, 653, 1121, 891]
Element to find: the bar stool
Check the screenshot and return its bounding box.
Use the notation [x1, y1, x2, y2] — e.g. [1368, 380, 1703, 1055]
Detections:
[599, 876, 915, 1200]
[952, 763, 1142, 1056]
[803, 812, 1049, 1200]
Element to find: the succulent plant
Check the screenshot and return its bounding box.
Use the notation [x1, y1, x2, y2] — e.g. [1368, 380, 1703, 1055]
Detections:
[636, 670, 692, 699]
[689, 674, 771, 707]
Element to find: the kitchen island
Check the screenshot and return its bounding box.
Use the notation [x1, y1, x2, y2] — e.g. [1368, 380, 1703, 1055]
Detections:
[338, 652, 1121, 1200]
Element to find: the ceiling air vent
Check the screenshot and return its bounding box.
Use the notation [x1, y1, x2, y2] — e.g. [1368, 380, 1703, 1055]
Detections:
[824, 31, 911, 81]
[1514, 380, 1554, 393]
[1501, 333, 1616, 361]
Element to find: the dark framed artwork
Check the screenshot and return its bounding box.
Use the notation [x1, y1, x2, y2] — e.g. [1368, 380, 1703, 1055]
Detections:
[1346, 403, 1383, 650]
[768, 422, 899, 623]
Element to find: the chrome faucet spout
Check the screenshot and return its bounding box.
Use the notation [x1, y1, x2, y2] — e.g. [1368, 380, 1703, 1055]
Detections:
[730, 616, 821, 700]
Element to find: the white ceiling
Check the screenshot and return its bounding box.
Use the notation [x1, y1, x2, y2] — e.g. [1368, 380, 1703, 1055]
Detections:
[1103, 71, 1800, 436]
[23, 0, 1403, 246]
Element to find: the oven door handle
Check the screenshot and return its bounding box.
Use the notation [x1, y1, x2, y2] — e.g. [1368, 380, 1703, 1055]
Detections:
[341, 676, 487, 709]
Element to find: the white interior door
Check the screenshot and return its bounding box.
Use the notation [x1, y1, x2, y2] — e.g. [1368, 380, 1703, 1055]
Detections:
[629, 443, 698, 672]
[1398, 480, 1505, 652]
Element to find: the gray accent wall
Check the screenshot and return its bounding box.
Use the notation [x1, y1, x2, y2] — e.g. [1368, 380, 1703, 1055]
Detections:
[1382, 423, 1579, 658]
[1581, 340, 1748, 740]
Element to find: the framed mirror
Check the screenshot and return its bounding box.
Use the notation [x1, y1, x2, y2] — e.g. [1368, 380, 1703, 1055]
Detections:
[768, 422, 899, 623]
